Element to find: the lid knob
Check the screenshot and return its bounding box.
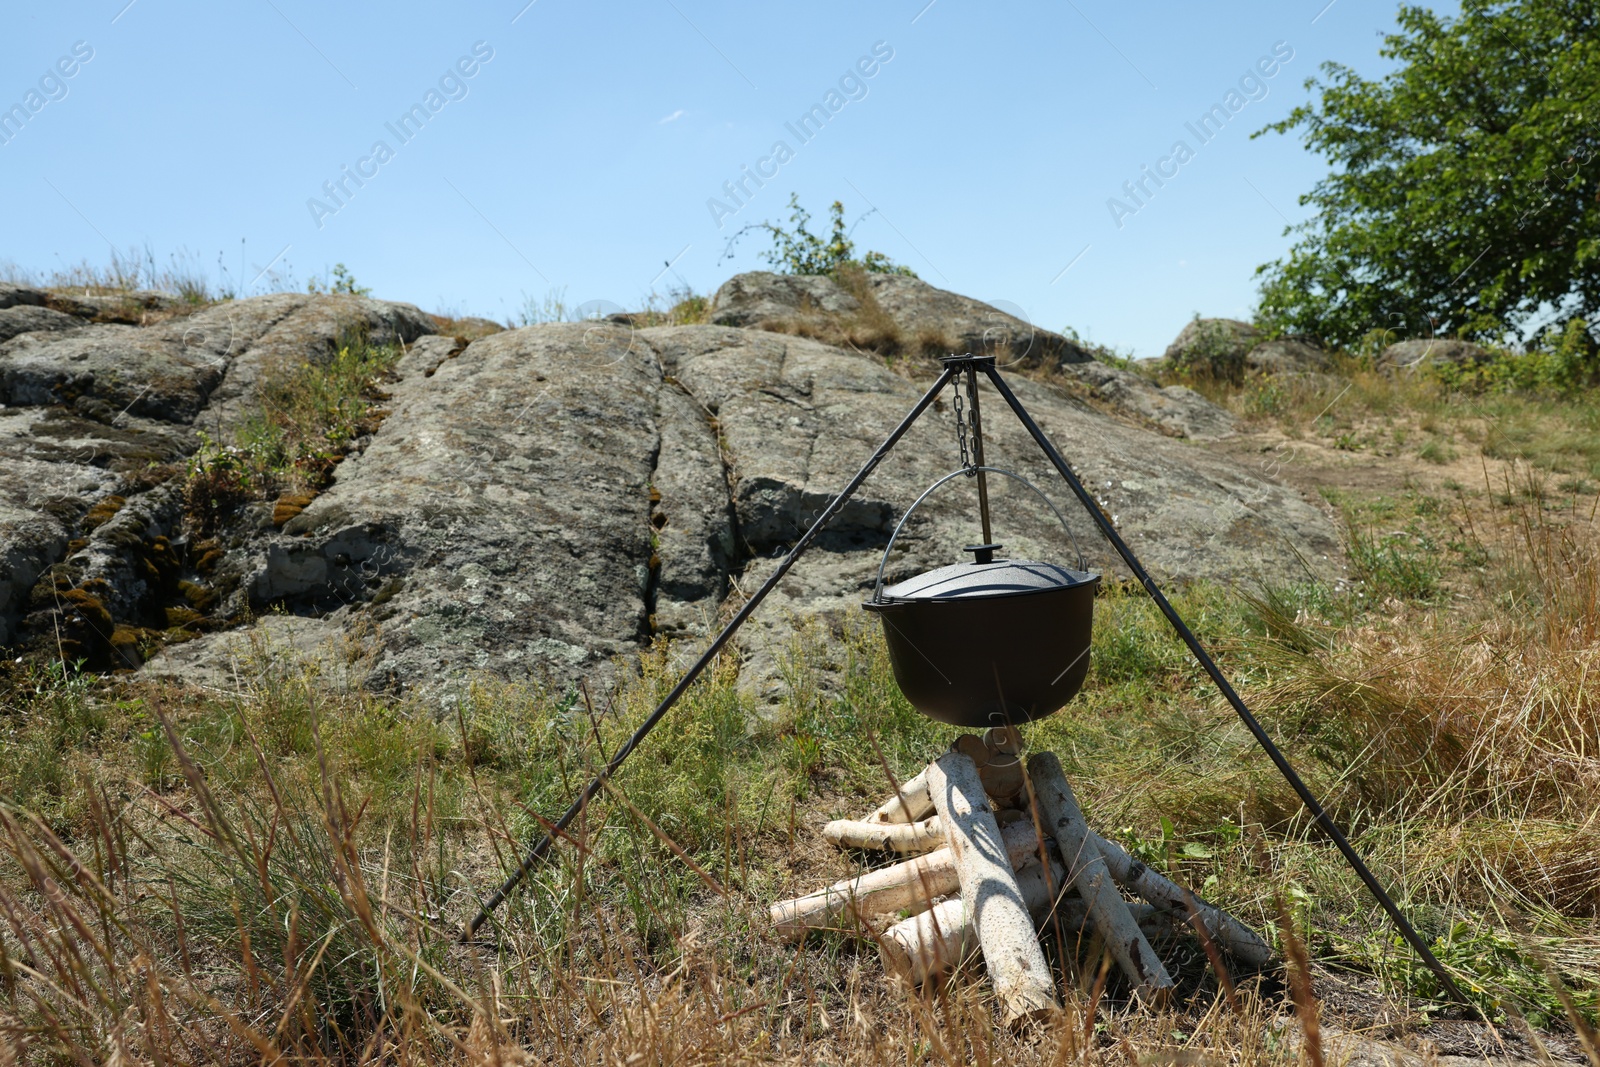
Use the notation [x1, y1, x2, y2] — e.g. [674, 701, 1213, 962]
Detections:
[963, 543, 1004, 565]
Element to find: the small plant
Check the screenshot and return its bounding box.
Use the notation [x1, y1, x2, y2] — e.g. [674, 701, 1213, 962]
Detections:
[665, 288, 708, 324]
[306, 262, 372, 296]
[723, 194, 916, 278]
[1348, 529, 1441, 601]
[1418, 438, 1457, 464]
[182, 332, 401, 531]
[1243, 379, 1286, 415]
[183, 430, 261, 534]
[1061, 324, 1136, 368]
[516, 286, 571, 326]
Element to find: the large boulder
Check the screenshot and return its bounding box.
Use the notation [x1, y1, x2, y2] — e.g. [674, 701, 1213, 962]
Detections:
[1163, 319, 1331, 376]
[707, 273, 861, 331]
[1379, 338, 1491, 370]
[710, 271, 1094, 366]
[710, 272, 1234, 440]
[1163, 318, 1261, 370]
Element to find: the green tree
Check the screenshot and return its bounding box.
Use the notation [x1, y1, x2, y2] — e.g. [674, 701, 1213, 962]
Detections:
[726, 194, 916, 278]
[1255, 1, 1600, 347]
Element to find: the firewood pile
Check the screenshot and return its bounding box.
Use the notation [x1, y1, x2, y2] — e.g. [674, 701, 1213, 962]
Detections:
[770, 728, 1273, 1026]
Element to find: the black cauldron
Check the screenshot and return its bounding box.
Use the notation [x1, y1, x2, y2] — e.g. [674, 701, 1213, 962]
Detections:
[863, 467, 1099, 728]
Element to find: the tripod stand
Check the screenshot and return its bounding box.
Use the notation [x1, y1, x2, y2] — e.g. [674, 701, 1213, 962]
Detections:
[463, 354, 1466, 1007]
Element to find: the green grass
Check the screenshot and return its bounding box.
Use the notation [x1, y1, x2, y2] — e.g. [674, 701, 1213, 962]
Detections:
[1347, 530, 1443, 601]
[184, 331, 401, 531]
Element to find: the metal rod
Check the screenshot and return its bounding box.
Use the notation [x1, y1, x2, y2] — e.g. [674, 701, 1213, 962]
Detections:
[464, 365, 959, 937]
[965, 364, 994, 545]
[980, 362, 1468, 1006]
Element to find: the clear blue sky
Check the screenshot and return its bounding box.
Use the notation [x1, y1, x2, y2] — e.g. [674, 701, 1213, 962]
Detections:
[1, 0, 1453, 358]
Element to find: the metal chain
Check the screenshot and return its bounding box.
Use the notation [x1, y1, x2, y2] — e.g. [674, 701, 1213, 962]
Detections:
[953, 381, 973, 472]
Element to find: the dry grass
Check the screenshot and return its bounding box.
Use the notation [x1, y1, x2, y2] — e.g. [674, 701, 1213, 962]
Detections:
[5, 371, 1600, 1061]
[749, 265, 959, 363]
[1, 245, 234, 306]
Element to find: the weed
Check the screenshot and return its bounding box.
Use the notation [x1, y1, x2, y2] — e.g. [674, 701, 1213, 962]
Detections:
[183, 331, 400, 530]
[1243, 379, 1287, 415]
[516, 286, 571, 326]
[0, 660, 102, 825]
[1347, 530, 1442, 600]
[722, 193, 916, 279]
[0, 242, 237, 303]
[305, 262, 372, 296]
[1418, 438, 1457, 464]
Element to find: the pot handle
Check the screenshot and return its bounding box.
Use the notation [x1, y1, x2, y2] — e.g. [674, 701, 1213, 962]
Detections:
[872, 465, 1088, 601]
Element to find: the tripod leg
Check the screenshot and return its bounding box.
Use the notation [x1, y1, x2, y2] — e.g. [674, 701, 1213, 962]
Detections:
[463, 365, 960, 937]
[981, 363, 1468, 1006]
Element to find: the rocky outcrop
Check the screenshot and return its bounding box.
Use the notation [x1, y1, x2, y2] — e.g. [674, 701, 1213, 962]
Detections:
[709, 271, 1096, 368]
[1162, 319, 1332, 377]
[2, 281, 1345, 706]
[1163, 318, 1261, 369]
[710, 272, 1234, 441]
[0, 457, 118, 647]
[708, 274, 863, 332]
[0, 291, 435, 662]
[1063, 361, 1236, 441]
[1379, 338, 1491, 370]
[197, 321, 1334, 704]
[0, 293, 433, 427]
[646, 324, 1331, 699]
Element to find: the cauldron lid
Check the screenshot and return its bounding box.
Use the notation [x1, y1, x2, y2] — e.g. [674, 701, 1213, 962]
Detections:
[878, 558, 1094, 602]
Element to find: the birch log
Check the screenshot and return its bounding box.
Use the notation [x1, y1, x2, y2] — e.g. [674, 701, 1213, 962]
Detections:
[881, 864, 1164, 986]
[881, 860, 1062, 985]
[928, 750, 1059, 1027]
[1028, 752, 1174, 1005]
[769, 818, 1048, 940]
[823, 815, 945, 854]
[865, 767, 934, 825]
[1087, 828, 1272, 967]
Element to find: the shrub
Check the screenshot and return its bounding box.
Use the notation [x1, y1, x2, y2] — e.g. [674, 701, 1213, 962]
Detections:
[724, 194, 916, 279]
[306, 262, 372, 297]
[1432, 319, 1599, 395]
